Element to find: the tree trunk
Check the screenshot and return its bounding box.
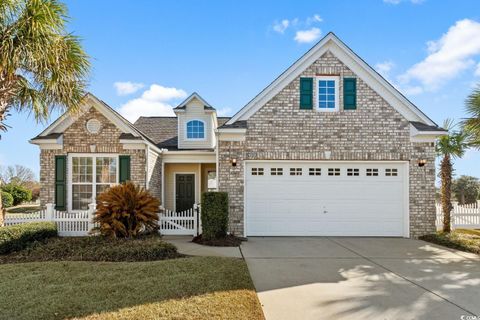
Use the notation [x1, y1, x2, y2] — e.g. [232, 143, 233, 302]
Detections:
[440, 154, 453, 233]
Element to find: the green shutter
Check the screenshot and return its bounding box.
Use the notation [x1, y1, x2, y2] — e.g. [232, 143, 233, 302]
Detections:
[119, 155, 131, 183]
[299, 77, 313, 109]
[54, 155, 66, 210]
[343, 78, 357, 110]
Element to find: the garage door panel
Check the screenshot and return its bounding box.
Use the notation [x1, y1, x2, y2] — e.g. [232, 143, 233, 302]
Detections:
[245, 161, 407, 237]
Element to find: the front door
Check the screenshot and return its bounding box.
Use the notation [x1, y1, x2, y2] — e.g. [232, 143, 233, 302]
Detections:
[175, 174, 195, 212]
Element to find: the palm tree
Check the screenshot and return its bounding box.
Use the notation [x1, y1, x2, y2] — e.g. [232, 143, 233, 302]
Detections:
[436, 119, 468, 233]
[0, 0, 90, 132]
[0, 0, 90, 224]
[464, 86, 480, 148]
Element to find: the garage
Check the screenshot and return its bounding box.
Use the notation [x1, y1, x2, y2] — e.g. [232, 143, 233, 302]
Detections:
[245, 161, 408, 237]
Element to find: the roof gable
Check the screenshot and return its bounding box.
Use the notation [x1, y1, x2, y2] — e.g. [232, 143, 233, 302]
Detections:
[173, 92, 215, 111]
[227, 32, 436, 127]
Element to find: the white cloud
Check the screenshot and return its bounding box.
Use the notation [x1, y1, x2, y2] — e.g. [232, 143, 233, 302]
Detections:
[383, 0, 424, 4]
[294, 27, 321, 44]
[118, 84, 187, 122]
[398, 19, 480, 92]
[217, 107, 233, 117]
[475, 62, 480, 77]
[273, 19, 290, 34]
[306, 14, 322, 25]
[114, 81, 144, 96]
[375, 61, 395, 78]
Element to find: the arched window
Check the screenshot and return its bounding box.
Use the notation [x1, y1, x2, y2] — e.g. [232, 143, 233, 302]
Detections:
[186, 120, 205, 139]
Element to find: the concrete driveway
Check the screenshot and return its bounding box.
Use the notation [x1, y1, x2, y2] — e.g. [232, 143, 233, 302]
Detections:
[241, 237, 480, 320]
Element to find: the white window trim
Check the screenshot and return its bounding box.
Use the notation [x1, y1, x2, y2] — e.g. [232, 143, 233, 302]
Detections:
[67, 153, 119, 212]
[316, 76, 340, 112]
[185, 119, 206, 141]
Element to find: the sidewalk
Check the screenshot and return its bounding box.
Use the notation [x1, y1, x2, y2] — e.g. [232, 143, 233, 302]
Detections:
[163, 235, 242, 258]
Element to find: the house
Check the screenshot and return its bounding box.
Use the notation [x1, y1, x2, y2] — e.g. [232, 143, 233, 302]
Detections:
[30, 33, 446, 238]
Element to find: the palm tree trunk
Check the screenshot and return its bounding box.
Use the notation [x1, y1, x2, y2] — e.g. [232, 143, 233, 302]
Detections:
[440, 154, 453, 232]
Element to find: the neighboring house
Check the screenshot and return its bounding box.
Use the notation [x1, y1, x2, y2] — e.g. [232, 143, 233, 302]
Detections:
[30, 33, 446, 238]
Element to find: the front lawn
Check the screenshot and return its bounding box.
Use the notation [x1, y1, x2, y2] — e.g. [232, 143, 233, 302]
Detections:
[420, 229, 480, 255]
[0, 257, 264, 320]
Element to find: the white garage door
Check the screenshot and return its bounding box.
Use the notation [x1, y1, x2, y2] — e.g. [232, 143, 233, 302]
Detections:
[245, 161, 408, 237]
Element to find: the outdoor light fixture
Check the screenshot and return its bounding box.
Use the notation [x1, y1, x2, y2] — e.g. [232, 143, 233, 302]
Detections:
[418, 159, 427, 167]
[231, 158, 237, 166]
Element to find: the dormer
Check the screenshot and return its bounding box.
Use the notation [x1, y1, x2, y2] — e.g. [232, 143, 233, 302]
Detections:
[173, 92, 218, 150]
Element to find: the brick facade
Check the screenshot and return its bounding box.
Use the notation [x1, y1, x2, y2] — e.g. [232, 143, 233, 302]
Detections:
[39, 108, 147, 208]
[218, 50, 436, 238]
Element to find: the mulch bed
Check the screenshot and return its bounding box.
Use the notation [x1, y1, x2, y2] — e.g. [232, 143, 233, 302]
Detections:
[192, 234, 243, 247]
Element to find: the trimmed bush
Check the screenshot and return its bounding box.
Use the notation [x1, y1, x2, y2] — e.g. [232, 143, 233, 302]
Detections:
[0, 222, 57, 254]
[201, 192, 229, 240]
[1, 191, 13, 208]
[1, 184, 32, 206]
[0, 234, 179, 263]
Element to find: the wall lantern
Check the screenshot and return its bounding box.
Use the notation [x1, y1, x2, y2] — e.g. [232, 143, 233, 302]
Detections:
[418, 159, 427, 167]
[231, 158, 237, 167]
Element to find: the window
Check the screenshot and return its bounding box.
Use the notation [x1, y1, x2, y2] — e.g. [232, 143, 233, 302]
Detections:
[385, 168, 398, 176]
[366, 168, 379, 176]
[186, 120, 205, 139]
[309, 168, 321, 176]
[290, 168, 302, 176]
[207, 171, 217, 191]
[328, 168, 340, 176]
[318, 77, 339, 111]
[347, 168, 359, 176]
[71, 155, 117, 210]
[251, 168, 264, 176]
[271, 168, 283, 176]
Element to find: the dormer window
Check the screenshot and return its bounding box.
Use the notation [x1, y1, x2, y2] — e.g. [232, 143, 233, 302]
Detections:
[186, 120, 205, 139]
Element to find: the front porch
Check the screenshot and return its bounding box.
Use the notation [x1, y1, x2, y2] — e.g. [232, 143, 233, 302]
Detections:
[162, 162, 217, 212]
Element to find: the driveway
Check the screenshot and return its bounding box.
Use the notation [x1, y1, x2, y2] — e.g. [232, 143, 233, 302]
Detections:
[241, 237, 480, 320]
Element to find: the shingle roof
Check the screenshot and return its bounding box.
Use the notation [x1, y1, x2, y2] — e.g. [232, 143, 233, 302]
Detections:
[218, 120, 247, 129]
[31, 132, 62, 140]
[410, 121, 447, 132]
[133, 116, 231, 150]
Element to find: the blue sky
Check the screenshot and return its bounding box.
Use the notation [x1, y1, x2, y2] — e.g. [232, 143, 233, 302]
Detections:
[1, 0, 480, 184]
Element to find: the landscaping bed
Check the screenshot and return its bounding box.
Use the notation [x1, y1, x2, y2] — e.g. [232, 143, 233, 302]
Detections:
[0, 257, 264, 320]
[0, 234, 180, 263]
[192, 234, 243, 247]
[420, 229, 480, 255]
[6, 205, 41, 214]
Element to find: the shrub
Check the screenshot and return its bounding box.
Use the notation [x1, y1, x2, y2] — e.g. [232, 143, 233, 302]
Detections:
[0, 222, 57, 254]
[1, 184, 32, 206]
[0, 234, 179, 263]
[201, 192, 229, 240]
[94, 182, 160, 238]
[1, 191, 13, 208]
[30, 187, 40, 202]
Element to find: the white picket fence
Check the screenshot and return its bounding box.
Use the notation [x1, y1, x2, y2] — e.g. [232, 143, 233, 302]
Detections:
[3, 203, 200, 237]
[436, 201, 480, 230]
[4, 203, 95, 236]
[159, 204, 200, 236]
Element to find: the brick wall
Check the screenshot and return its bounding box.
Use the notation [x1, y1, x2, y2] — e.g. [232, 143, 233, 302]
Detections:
[218, 50, 436, 238]
[39, 107, 147, 208]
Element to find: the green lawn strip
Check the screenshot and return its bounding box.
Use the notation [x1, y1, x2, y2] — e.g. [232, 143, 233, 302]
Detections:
[6, 206, 41, 214]
[420, 229, 480, 255]
[0, 257, 264, 320]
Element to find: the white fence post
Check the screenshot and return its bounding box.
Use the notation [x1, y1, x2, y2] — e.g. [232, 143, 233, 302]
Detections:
[87, 203, 96, 233]
[45, 203, 54, 221]
[193, 203, 198, 237]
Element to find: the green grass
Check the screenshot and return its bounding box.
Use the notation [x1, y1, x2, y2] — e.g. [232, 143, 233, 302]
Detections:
[0, 257, 263, 320]
[420, 229, 480, 255]
[0, 235, 179, 263]
[6, 205, 41, 214]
